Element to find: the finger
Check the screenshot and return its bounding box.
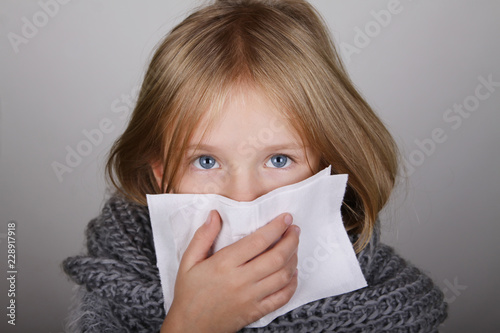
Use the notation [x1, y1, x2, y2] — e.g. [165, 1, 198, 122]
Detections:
[244, 225, 300, 281]
[179, 210, 222, 271]
[253, 251, 298, 300]
[255, 270, 298, 315]
[220, 213, 293, 266]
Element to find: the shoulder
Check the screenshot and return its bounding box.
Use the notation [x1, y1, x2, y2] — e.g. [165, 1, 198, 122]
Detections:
[64, 194, 158, 275]
[84, 195, 156, 263]
[62, 194, 165, 332]
[354, 231, 448, 331]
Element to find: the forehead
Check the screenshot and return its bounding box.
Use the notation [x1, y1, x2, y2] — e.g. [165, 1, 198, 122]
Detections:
[188, 86, 303, 150]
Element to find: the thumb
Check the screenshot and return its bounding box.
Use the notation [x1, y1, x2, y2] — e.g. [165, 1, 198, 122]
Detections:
[180, 210, 222, 271]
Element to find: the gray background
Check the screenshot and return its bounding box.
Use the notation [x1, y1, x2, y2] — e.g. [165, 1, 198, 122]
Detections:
[1, 0, 498, 332]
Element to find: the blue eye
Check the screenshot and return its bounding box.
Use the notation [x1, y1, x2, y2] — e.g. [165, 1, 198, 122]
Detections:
[193, 155, 220, 170]
[266, 155, 291, 168]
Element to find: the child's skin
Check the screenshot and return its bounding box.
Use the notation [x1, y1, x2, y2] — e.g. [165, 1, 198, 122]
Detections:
[157, 86, 320, 332]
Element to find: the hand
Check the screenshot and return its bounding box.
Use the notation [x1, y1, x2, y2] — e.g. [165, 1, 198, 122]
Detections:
[160, 210, 300, 333]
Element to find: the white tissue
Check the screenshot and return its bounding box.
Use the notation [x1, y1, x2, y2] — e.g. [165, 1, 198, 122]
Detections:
[147, 166, 367, 328]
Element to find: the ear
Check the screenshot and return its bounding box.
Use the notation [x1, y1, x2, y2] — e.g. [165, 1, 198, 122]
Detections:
[150, 161, 164, 189]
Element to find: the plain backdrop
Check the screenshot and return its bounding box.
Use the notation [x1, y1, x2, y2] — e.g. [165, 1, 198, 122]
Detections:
[0, 0, 499, 332]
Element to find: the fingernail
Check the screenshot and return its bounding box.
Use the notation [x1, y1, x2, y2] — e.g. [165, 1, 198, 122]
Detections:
[293, 225, 301, 235]
[284, 214, 293, 226]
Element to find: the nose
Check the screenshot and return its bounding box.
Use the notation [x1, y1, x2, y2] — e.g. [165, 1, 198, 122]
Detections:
[223, 168, 267, 202]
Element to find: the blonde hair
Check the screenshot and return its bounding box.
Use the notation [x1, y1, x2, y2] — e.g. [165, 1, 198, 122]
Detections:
[106, 0, 399, 252]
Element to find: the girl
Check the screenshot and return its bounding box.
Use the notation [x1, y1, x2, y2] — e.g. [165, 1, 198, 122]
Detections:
[63, 0, 448, 332]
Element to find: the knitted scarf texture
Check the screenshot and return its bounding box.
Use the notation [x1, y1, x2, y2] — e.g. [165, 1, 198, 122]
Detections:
[63, 195, 447, 332]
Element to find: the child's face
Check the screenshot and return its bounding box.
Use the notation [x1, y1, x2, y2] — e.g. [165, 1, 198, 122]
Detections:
[170, 87, 319, 201]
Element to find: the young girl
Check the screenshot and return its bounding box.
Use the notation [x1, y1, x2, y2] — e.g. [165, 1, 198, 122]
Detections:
[63, 0, 448, 332]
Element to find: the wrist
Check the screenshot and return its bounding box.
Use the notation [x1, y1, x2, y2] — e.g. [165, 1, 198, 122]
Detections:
[160, 306, 186, 333]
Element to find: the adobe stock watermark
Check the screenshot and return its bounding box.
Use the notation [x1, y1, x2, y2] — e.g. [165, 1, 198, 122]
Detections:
[7, 0, 74, 54]
[297, 233, 341, 281]
[237, 116, 286, 160]
[442, 276, 467, 303]
[6, 221, 17, 326]
[403, 74, 499, 175]
[51, 85, 138, 182]
[340, 0, 414, 64]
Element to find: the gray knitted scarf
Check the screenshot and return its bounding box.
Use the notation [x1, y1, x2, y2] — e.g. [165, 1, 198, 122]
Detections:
[63, 195, 447, 332]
